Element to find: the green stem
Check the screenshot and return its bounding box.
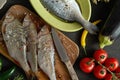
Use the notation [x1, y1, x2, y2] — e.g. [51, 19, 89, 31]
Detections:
[0, 57, 2, 71]
[13, 75, 24, 80]
[83, 47, 87, 56]
[87, 59, 95, 65]
[0, 66, 16, 80]
[97, 61, 119, 80]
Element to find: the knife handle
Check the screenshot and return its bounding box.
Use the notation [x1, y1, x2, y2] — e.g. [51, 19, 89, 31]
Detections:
[65, 60, 79, 80]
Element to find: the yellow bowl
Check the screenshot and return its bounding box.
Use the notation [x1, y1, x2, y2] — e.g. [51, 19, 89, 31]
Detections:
[30, 0, 91, 32]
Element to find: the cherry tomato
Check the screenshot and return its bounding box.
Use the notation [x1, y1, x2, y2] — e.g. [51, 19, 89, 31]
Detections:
[93, 65, 107, 79]
[105, 73, 120, 80]
[79, 57, 95, 73]
[104, 73, 113, 80]
[115, 66, 120, 78]
[115, 73, 120, 79]
[93, 49, 108, 64]
[104, 58, 119, 71]
[115, 66, 120, 73]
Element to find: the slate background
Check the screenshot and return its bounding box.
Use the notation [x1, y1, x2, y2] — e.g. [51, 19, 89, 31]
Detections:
[0, 0, 119, 80]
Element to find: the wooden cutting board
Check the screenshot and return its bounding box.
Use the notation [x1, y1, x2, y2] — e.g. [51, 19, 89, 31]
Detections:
[0, 5, 80, 80]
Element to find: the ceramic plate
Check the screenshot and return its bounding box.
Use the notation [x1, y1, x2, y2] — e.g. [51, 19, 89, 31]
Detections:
[30, 0, 91, 32]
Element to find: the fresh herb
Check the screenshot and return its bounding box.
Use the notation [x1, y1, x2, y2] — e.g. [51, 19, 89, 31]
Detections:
[0, 66, 16, 80]
[13, 75, 24, 80]
[0, 0, 7, 9]
[92, 0, 110, 4]
[0, 57, 2, 71]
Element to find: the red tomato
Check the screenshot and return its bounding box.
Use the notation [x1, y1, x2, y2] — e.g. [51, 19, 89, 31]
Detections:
[115, 73, 120, 79]
[104, 58, 119, 71]
[93, 65, 107, 79]
[104, 73, 113, 80]
[115, 66, 120, 78]
[115, 66, 120, 73]
[79, 57, 95, 73]
[105, 73, 120, 80]
[93, 49, 108, 64]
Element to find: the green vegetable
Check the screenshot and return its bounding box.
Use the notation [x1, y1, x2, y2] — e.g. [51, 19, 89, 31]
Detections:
[92, 0, 110, 4]
[99, 0, 120, 48]
[13, 75, 24, 80]
[99, 34, 113, 48]
[0, 66, 16, 80]
[0, 57, 2, 71]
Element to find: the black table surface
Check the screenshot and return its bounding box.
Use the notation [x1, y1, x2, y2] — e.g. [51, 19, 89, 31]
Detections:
[0, 0, 119, 80]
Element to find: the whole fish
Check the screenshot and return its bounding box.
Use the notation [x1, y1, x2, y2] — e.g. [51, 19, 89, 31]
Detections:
[40, 0, 99, 34]
[1, 12, 30, 73]
[37, 25, 56, 80]
[23, 14, 38, 73]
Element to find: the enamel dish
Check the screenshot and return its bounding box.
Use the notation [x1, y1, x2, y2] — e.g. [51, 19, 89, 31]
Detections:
[30, 0, 91, 32]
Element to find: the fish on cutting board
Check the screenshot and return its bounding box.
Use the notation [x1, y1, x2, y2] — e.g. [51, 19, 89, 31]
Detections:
[23, 14, 38, 73]
[1, 11, 41, 79]
[1, 12, 31, 75]
[37, 25, 56, 80]
[0, 5, 80, 80]
[40, 0, 98, 34]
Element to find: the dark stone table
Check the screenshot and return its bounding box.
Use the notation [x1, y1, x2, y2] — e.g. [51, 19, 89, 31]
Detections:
[0, 0, 118, 80]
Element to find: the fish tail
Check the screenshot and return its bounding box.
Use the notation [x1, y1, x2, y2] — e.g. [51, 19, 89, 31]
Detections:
[83, 20, 99, 34]
[76, 16, 99, 34]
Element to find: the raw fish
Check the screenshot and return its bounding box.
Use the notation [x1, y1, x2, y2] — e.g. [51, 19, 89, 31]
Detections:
[38, 25, 56, 80]
[41, 0, 98, 34]
[23, 14, 38, 73]
[2, 12, 30, 73]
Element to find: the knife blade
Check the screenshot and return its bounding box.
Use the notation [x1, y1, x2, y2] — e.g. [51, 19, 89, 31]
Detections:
[51, 28, 79, 80]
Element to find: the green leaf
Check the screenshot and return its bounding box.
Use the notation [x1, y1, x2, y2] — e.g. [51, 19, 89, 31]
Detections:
[13, 75, 24, 80]
[0, 57, 2, 71]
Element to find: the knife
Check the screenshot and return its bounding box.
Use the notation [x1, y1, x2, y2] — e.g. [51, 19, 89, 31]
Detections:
[51, 28, 79, 80]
